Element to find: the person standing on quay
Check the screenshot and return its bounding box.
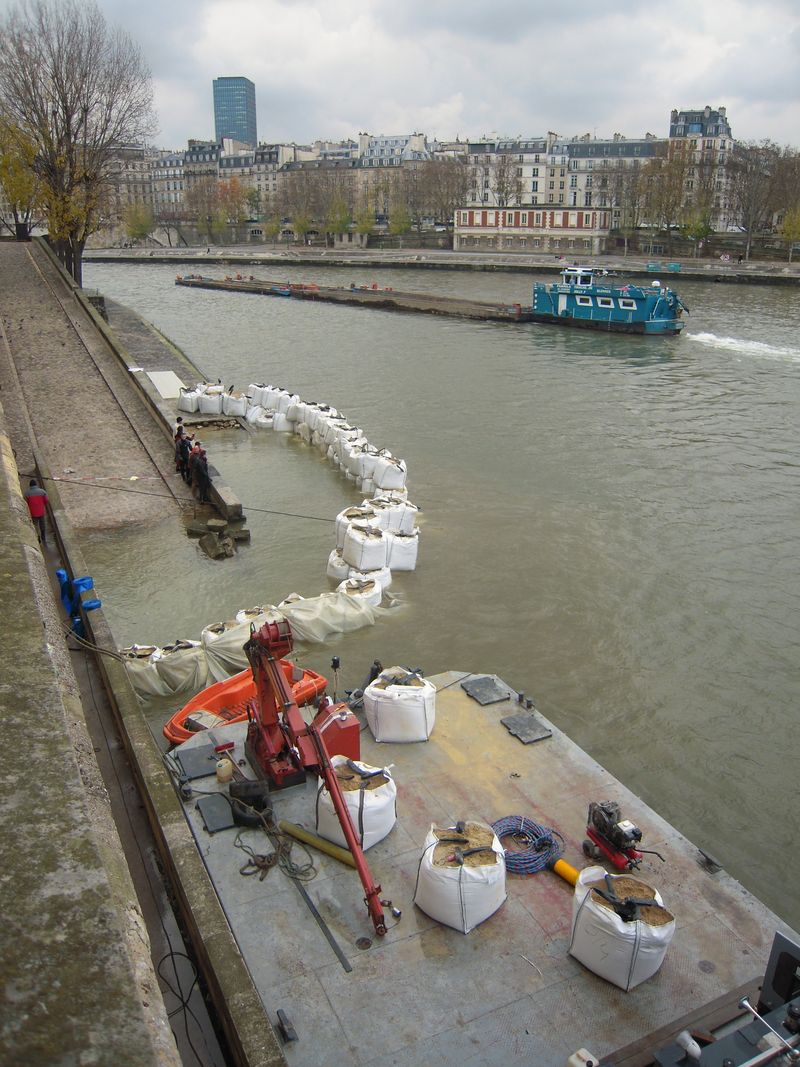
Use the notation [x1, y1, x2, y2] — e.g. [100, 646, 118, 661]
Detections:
[24, 478, 48, 545]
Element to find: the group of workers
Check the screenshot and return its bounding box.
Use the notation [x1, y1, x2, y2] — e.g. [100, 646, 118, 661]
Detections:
[174, 417, 212, 504]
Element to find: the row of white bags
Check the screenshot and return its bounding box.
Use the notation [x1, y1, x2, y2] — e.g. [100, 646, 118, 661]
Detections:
[122, 593, 379, 700]
[178, 382, 250, 417]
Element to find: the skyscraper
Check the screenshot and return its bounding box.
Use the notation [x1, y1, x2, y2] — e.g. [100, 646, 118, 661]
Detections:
[213, 77, 257, 148]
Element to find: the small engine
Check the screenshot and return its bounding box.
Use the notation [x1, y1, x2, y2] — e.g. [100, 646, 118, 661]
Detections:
[583, 800, 647, 870]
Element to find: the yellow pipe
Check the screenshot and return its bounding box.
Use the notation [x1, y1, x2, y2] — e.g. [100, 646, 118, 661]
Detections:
[278, 820, 356, 868]
[550, 858, 579, 886]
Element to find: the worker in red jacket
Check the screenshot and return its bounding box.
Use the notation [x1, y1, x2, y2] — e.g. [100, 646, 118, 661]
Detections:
[24, 478, 48, 545]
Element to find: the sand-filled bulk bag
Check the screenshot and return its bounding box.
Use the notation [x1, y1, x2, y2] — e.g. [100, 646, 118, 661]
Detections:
[261, 386, 279, 410]
[297, 421, 313, 444]
[413, 821, 506, 933]
[335, 506, 377, 550]
[367, 498, 419, 534]
[275, 590, 377, 643]
[342, 524, 389, 571]
[272, 412, 293, 433]
[337, 577, 383, 608]
[364, 665, 435, 742]
[248, 384, 266, 406]
[198, 391, 223, 415]
[200, 618, 251, 681]
[122, 645, 170, 699]
[273, 390, 293, 414]
[347, 565, 392, 591]
[373, 455, 407, 491]
[254, 411, 273, 430]
[286, 401, 304, 422]
[386, 529, 419, 571]
[569, 866, 676, 991]
[155, 639, 209, 694]
[359, 477, 375, 496]
[178, 389, 200, 413]
[246, 403, 266, 425]
[315, 755, 397, 851]
[326, 549, 350, 582]
[222, 392, 247, 417]
[235, 605, 268, 627]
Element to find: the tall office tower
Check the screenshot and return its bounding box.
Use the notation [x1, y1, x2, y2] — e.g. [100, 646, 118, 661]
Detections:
[213, 77, 257, 148]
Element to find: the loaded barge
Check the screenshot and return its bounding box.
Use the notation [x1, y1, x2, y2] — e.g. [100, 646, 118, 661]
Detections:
[160, 619, 798, 1066]
[176, 267, 688, 335]
[176, 273, 532, 322]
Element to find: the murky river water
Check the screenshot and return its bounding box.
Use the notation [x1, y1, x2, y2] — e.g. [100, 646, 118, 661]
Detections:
[83, 259, 800, 933]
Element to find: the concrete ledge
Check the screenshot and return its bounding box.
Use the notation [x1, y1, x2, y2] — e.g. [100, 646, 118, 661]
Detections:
[31, 437, 285, 1064]
[0, 404, 178, 1066]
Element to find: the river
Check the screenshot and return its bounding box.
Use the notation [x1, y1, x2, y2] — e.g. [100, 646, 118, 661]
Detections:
[83, 259, 800, 934]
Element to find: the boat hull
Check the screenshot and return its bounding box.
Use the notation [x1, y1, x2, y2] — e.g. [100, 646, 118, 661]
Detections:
[163, 660, 327, 746]
[529, 311, 684, 335]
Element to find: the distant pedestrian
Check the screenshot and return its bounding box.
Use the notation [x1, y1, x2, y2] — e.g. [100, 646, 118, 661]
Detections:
[737, 254, 743, 264]
[194, 449, 211, 504]
[24, 478, 48, 545]
[178, 433, 193, 482]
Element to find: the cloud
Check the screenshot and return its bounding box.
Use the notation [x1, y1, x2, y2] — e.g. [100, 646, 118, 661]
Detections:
[4, 0, 795, 148]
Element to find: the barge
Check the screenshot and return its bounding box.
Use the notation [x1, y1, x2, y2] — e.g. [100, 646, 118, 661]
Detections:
[175, 273, 532, 322]
[162, 622, 797, 1066]
[531, 266, 688, 334]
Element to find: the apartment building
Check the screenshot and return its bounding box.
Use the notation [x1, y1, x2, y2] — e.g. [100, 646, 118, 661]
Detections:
[668, 105, 733, 228]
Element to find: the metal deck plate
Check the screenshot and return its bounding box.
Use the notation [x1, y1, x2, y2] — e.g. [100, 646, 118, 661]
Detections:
[174, 741, 217, 780]
[460, 674, 513, 705]
[196, 793, 235, 834]
[500, 711, 553, 744]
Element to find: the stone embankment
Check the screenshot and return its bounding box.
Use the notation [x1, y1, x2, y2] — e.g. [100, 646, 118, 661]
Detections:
[0, 239, 282, 1066]
[87, 243, 800, 286]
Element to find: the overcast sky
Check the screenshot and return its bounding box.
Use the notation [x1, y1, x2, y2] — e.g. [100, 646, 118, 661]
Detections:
[5, 0, 800, 149]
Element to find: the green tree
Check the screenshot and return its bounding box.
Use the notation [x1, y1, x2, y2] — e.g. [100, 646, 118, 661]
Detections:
[679, 208, 714, 258]
[388, 203, 411, 247]
[353, 202, 374, 236]
[292, 212, 311, 243]
[245, 187, 262, 220]
[263, 214, 281, 245]
[122, 201, 153, 243]
[0, 117, 42, 238]
[779, 206, 800, 263]
[325, 193, 350, 243]
[0, 0, 155, 285]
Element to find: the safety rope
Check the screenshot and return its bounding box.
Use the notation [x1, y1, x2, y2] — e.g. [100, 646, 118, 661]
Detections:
[491, 815, 564, 875]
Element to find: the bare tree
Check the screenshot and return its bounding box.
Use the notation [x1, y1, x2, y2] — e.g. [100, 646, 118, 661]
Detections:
[423, 158, 469, 226]
[0, 0, 155, 284]
[641, 141, 692, 252]
[491, 153, 523, 207]
[727, 140, 781, 260]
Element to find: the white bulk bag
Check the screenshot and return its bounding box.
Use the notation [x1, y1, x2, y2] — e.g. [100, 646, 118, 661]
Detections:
[364, 666, 435, 742]
[198, 392, 223, 415]
[367, 498, 419, 534]
[272, 412, 293, 433]
[335, 506, 377, 550]
[357, 449, 380, 481]
[326, 549, 350, 582]
[304, 405, 322, 431]
[122, 646, 170, 699]
[200, 619, 251, 681]
[248, 384, 265, 406]
[348, 565, 392, 591]
[286, 401, 304, 422]
[222, 393, 247, 417]
[359, 477, 375, 496]
[255, 411, 273, 430]
[274, 390, 293, 414]
[261, 386, 279, 410]
[155, 640, 209, 694]
[568, 866, 676, 991]
[342, 525, 389, 571]
[386, 529, 419, 571]
[337, 577, 382, 608]
[315, 755, 397, 851]
[297, 421, 312, 444]
[178, 389, 200, 413]
[235, 605, 268, 627]
[246, 403, 265, 424]
[413, 822, 506, 934]
[373, 455, 407, 491]
[275, 590, 377, 643]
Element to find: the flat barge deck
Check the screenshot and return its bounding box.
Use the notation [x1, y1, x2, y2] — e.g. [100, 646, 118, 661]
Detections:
[175, 273, 533, 322]
[170, 671, 796, 1066]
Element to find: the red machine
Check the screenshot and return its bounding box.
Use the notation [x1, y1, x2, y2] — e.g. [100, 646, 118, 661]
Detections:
[582, 801, 664, 871]
[244, 619, 387, 935]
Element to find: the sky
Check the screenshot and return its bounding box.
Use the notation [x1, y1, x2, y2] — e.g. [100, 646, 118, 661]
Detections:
[4, 0, 800, 150]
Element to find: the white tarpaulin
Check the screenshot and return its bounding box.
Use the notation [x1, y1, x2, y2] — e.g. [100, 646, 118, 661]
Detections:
[275, 590, 378, 644]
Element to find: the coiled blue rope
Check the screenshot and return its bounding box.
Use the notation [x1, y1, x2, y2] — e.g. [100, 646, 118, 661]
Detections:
[492, 815, 564, 875]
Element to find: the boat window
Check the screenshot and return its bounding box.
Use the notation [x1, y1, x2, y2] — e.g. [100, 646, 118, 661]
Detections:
[578, 274, 593, 285]
[619, 299, 637, 309]
[597, 297, 614, 308]
[576, 296, 593, 306]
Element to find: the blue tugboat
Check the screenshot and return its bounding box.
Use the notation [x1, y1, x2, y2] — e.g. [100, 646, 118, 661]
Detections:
[531, 266, 688, 335]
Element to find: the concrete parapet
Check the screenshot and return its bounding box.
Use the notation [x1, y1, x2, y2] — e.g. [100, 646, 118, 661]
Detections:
[0, 400, 179, 1066]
